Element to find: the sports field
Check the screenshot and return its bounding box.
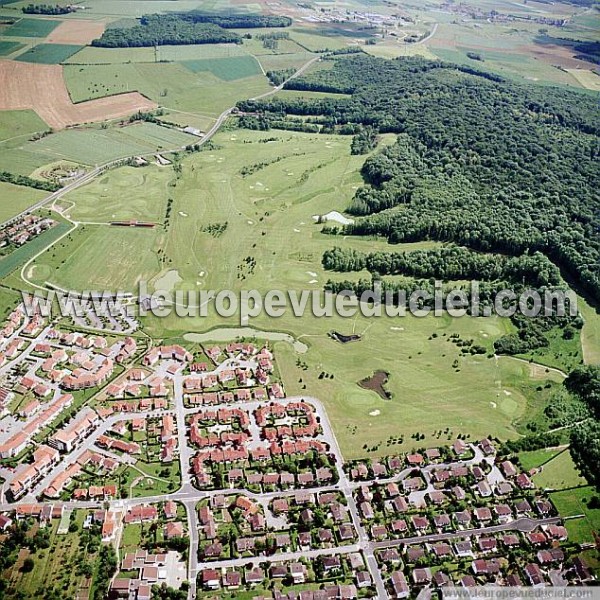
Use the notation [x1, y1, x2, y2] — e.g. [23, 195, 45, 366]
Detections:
[3, 17, 62, 38]
[15, 43, 83, 64]
[63, 164, 172, 223]
[0, 181, 46, 221]
[40, 127, 563, 458]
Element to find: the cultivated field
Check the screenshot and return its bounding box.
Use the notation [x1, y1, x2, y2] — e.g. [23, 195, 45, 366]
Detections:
[27, 122, 197, 165]
[0, 40, 24, 56]
[566, 68, 600, 92]
[15, 43, 83, 64]
[45, 18, 106, 45]
[0, 60, 157, 129]
[0, 109, 47, 142]
[63, 62, 271, 117]
[551, 486, 600, 544]
[3, 17, 61, 38]
[181, 55, 263, 80]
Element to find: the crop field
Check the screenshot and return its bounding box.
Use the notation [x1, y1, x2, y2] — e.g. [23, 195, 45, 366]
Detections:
[63, 164, 172, 223]
[63, 62, 271, 117]
[3, 17, 61, 37]
[28, 224, 162, 290]
[181, 55, 263, 80]
[0, 180, 46, 221]
[15, 43, 83, 64]
[566, 68, 600, 92]
[0, 40, 24, 56]
[41, 127, 560, 458]
[66, 42, 248, 64]
[0, 60, 156, 129]
[0, 109, 47, 142]
[532, 450, 588, 490]
[551, 486, 600, 544]
[45, 19, 106, 45]
[22, 122, 196, 165]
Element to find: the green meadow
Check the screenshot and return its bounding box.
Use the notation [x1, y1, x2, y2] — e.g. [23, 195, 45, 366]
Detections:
[15, 43, 82, 64]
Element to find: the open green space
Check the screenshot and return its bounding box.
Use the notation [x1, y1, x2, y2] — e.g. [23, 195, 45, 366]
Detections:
[551, 485, 600, 544]
[29, 223, 162, 290]
[63, 62, 271, 117]
[3, 17, 61, 37]
[0, 109, 47, 143]
[0, 180, 46, 221]
[42, 126, 556, 459]
[0, 221, 71, 279]
[532, 449, 588, 490]
[15, 42, 82, 64]
[65, 42, 248, 64]
[518, 447, 564, 472]
[23, 123, 198, 166]
[64, 164, 173, 223]
[181, 55, 263, 80]
[0, 39, 24, 55]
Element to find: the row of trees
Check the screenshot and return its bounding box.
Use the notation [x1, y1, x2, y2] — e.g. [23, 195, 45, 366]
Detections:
[238, 54, 599, 301]
[0, 170, 59, 192]
[22, 3, 75, 14]
[322, 245, 563, 288]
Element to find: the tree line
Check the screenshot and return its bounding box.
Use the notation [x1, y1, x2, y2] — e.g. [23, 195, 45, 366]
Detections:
[22, 3, 75, 14]
[0, 170, 60, 192]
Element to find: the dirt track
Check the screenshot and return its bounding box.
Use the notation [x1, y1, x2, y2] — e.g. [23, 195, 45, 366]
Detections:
[0, 60, 156, 129]
[46, 19, 106, 45]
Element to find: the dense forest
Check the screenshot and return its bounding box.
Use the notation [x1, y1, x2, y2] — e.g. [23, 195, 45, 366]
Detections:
[169, 12, 292, 28]
[238, 55, 600, 302]
[566, 365, 600, 488]
[92, 15, 242, 47]
[91, 11, 291, 47]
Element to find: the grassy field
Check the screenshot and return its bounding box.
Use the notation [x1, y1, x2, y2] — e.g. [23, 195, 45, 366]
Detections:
[181, 55, 263, 80]
[65, 42, 248, 64]
[24, 122, 198, 166]
[15, 42, 82, 64]
[0, 221, 71, 279]
[579, 296, 600, 366]
[0, 180, 46, 221]
[0, 39, 24, 56]
[551, 486, 600, 544]
[532, 449, 588, 490]
[0, 109, 47, 143]
[63, 164, 172, 223]
[43, 126, 556, 459]
[29, 223, 162, 290]
[518, 447, 563, 472]
[3, 17, 62, 37]
[64, 62, 272, 117]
